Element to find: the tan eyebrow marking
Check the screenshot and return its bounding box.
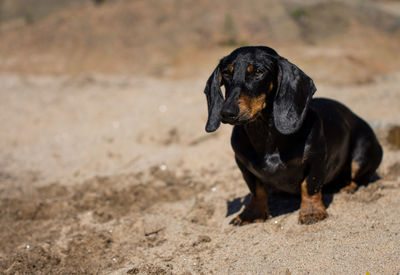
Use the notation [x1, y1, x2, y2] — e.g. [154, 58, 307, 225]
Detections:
[247, 65, 254, 73]
[228, 65, 234, 73]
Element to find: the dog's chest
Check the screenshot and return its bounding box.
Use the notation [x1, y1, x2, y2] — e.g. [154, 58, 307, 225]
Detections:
[246, 128, 303, 174]
[255, 151, 303, 178]
[232, 124, 306, 193]
[260, 151, 284, 173]
[236, 146, 305, 193]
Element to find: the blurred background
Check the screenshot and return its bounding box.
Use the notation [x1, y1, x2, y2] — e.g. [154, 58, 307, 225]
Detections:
[0, 0, 399, 83]
[1, 0, 400, 274]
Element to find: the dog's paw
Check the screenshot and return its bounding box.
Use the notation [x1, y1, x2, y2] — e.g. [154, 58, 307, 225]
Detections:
[340, 181, 358, 194]
[229, 209, 270, 226]
[230, 215, 248, 226]
[298, 207, 328, 225]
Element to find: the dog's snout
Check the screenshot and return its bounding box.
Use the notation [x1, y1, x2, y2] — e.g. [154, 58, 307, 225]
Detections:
[221, 105, 239, 122]
[221, 108, 237, 119]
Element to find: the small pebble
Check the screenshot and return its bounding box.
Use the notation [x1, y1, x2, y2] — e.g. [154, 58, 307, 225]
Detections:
[160, 164, 167, 171]
[26, 245, 30, 249]
[211, 186, 216, 192]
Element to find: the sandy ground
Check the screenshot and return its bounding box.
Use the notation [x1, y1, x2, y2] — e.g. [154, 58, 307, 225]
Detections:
[0, 69, 400, 274]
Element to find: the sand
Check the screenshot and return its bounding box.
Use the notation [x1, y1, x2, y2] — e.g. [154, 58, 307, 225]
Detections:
[0, 71, 399, 274]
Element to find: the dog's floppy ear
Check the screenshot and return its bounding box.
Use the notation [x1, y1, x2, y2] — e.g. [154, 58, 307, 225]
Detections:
[204, 65, 224, 132]
[273, 58, 316, 135]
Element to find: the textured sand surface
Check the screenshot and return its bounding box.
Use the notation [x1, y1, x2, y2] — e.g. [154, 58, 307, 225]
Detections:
[0, 72, 399, 274]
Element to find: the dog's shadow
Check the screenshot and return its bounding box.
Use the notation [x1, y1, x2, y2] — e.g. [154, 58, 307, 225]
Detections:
[226, 174, 381, 218]
[226, 192, 333, 218]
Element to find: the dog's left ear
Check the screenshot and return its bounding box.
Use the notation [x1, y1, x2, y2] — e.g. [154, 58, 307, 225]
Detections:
[204, 65, 224, 132]
[273, 58, 316, 135]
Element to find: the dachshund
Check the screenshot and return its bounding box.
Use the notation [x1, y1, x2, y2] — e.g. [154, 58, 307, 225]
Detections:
[203, 46, 383, 225]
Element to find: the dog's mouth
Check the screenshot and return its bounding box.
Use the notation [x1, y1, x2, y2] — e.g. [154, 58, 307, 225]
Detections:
[220, 112, 258, 125]
[221, 117, 242, 125]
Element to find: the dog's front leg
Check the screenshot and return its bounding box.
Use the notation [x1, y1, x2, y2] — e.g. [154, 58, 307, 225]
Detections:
[298, 177, 328, 225]
[230, 158, 270, 226]
[230, 181, 270, 226]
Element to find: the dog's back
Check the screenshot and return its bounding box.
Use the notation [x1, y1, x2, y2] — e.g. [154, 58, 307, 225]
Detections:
[311, 97, 383, 185]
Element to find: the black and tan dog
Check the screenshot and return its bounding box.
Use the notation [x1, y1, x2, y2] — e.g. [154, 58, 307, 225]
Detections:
[204, 46, 383, 225]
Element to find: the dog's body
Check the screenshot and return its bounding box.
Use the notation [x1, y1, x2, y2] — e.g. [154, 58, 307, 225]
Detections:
[204, 46, 382, 225]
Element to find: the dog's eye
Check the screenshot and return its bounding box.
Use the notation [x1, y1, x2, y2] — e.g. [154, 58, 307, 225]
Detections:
[223, 64, 234, 77]
[222, 70, 232, 77]
[255, 69, 263, 76]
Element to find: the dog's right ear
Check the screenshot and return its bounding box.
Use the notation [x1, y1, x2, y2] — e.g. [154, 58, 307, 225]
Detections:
[204, 64, 224, 132]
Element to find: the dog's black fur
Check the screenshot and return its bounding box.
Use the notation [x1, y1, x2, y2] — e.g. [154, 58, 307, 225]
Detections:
[204, 46, 383, 225]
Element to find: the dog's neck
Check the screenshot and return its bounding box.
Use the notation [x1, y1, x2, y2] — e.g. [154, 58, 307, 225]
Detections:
[244, 107, 285, 155]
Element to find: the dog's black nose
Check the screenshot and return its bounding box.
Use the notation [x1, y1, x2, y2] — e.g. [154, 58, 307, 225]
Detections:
[221, 105, 239, 122]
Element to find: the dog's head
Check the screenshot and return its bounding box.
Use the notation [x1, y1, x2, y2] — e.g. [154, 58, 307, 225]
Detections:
[204, 46, 316, 135]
